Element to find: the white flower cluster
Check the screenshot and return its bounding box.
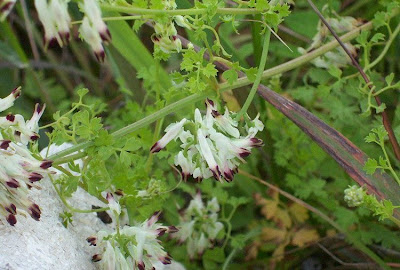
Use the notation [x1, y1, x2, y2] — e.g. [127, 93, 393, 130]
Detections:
[32, 0, 110, 61]
[298, 15, 361, 69]
[0, 87, 53, 226]
[151, 0, 191, 53]
[0, 0, 16, 21]
[151, 99, 264, 182]
[171, 192, 223, 259]
[88, 208, 178, 270]
[344, 185, 365, 207]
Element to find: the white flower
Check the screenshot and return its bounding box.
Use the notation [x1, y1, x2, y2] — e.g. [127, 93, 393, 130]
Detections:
[151, 118, 187, 153]
[0, 0, 16, 21]
[171, 193, 223, 259]
[0, 87, 20, 112]
[89, 212, 177, 270]
[34, 0, 71, 48]
[0, 88, 54, 226]
[106, 192, 121, 217]
[79, 0, 111, 62]
[152, 99, 264, 182]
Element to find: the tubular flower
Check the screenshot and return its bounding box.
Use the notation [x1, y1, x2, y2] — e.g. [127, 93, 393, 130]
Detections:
[151, 0, 191, 53]
[79, 0, 111, 62]
[0, 0, 16, 21]
[34, 0, 71, 48]
[151, 99, 264, 182]
[0, 88, 54, 226]
[171, 192, 223, 259]
[88, 211, 178, 270]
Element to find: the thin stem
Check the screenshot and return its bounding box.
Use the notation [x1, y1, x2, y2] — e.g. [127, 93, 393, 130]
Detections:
[50, 21, 375, 164]
[307, 0, 400, 161]
[20, 0, 40, 61]
[237, 29, 271, 120]
[239, 170, 389, 270]
[366, 23, 400, 72]
[101, 4, 261, 16]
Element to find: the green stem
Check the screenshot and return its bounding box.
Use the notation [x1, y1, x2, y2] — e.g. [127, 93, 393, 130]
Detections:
[237, 29, 271, 120]
[50, 21, 374, 164]
[100, 4, 261, 16]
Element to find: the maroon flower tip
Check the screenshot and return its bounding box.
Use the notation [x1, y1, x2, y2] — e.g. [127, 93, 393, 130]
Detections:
[29, 204, 41, 221]
[40, 160, 53, 169]
[157, 228, 167, 237]
[0, 140, 11, 150]
[86, 236, 97, 246]
[114, 189, 124, 196]
[206, 98, 214, 107]
[0, 2, 13, 13]
[14, 131, 21, 136]
[6, 214, 17, 226]
[30, 134, 39, 141]
[211, 166, 221, 181]
[223, 170, 234, 182]
[29, 172, 43, 183]
[92, 254, 102, 262]
[239, 148, 251, 158]
[5, 204, 17, 215]
[160, 256, 172, 265]
[168, 226, 179, 233]
[100, 29, 112, 43]
[137, 261, 145, 270]
[6, 178, 20, 189]
[12, 87, 21, 98]
[150, 142, 162, 153]
[211, 110, 220, 118]
[196, 177, 203, 183]
[35, 103, 43, 114]
[46, 37, 58, 49]
[180, 171, 188, 182]
[94, 50, 105, 63]
[6, 114, 15, 122]
[250, 137, 264, 147]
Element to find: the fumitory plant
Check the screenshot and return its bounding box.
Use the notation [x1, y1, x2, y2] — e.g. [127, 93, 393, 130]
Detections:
[1, 0, 400, 269]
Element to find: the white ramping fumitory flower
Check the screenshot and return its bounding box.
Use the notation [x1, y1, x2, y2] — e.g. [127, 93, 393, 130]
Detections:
[151, 99, 264, 182]
[171, 192, 223, 259]
[88, 211, 178, 270]
[0, 0, 16, 21]
[34, 0, 71, 48]
[344, 185, 365, 207]
[79, 0, 111, 62]
[0, 88, 54, 226]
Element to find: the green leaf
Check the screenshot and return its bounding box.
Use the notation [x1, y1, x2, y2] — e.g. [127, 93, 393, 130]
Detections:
[364, 158, 378, 175]
[222, 69, 238, 85]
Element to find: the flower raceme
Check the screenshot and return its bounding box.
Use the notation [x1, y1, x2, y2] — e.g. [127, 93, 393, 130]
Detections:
[0, 88, 54, 226]
[171, 192, 223, 259]
[32, 0, 111, 61]
[88, 210, 178, 270]
[151, 99, 264, 182]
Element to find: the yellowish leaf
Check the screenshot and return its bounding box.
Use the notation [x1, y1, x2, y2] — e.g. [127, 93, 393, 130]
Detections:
[261, 227, 287, 243]
[289, 203, 309, 223]
[291, 228, 319, 247]
[274, 208, 292, 228]
[261, 199, 279, 220]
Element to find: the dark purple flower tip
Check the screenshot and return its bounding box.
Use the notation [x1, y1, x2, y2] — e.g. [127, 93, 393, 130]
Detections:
[114, 189, 124, 196]
[180, 171, 188, 182]
[5, 204, 17, 215]
[6, 214, 17, 226]
[100, 29, 112, 43]
[29, 204, 41, 221]
[0, 2, 14, 13]
[46, 37, 59, 49]
[211, 166, 221, 181]
[239, 148, 251, 158]
[211, 110, 220, 118]
[160, 256, 172, 265]
[157, 228, 167, 237]
[12, 87, 21, 98]
[40, 160, 53, 169]
[150, 142, 162, 153]
[29, 172, 43, 183]
[205, 98, 214, 107]
[30, 134, 39, 141]
[223, 170, 234, 182]
[6, 114, 15, 122]
[0, 140, 11, 150]
[92, 254, 102, 262]
[94, 50, 105, 63]
[196, 177, 203, 183]
[250, 137, 264, 147]
[35, 103, 44, 114]
[14, 131, 21, 137]
[6, 178, 20, 188]
[137, 261, 145, 270]
[59, 31, 70, 45]
[86, 236, 97, 246]
[168, 226, 179, 233]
